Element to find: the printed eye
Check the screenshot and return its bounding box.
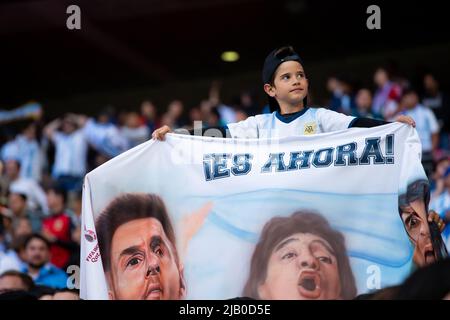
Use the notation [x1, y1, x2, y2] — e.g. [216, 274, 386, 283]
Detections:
[408, 216, 419, 229]
[154, 246, 164, 257]
[282, 251, 297, 260]
[318, 256, 332, 264]
[405, 214, 420, 230]
[126, 257, 142, 268]
[282, 75, 290, 80]
[297, 73, 304, 79]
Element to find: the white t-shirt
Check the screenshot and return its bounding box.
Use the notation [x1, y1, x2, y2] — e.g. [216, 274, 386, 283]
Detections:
[84, 119, 128, 157]
[15, 135, 42, 182]
[402, 105, 439, 152]
[52, 129, 88, 178]
[226, 107, 356, 139]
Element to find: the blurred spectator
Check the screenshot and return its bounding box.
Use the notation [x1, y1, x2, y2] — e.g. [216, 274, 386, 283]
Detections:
[0, 122, 43, 182]
[352, 88, 381, 119]
[326, 76, 344, 112]
[337, 77, 356, 115]
[0, 134, 20, 166]
[7, 192, 43, 233]
[399, 89, 439, 177]
[0, 211, 7, 251]
[120, 111, 150, 148]
[22, 234, 68, 289]
[240, 91, 260, 116]
[205, 107, 226, 128]
[209, 81, 237, 124]
[161, 112, 175, 128]
[0, 270, 34, 294]
[326, 76, 356, 114]
[39, 288, 80, 300]
[0, 203, 14, 246]
[188, 106, 202, 125]
[45, 111, 128, 192]
[430, 166, 450, 250]
[422, 73, 450, 150]
[140, 100, 159, 134]
[0, 159, 49, 214]
[0, 217, 23, 274]
[84, 109, 129, 158]
[44, 114, 88, 192]
[373, 67, 402, 119]
[12, 217, 33, 240]
[431, 156, 450, 196]
[166, 100, 187, 128]
[0, 251, 21, 275]
[199, 99, 213, 122]
[42, 187, 77, 269]
[235, 108, 249, 122]
[65, 191, 81, 268]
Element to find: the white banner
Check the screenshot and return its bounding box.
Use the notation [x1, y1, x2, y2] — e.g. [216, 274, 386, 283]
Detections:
[80, 123, 442, 300]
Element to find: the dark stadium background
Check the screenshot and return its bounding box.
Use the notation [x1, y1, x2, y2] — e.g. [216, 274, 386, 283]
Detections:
[1, 0, 449, 117]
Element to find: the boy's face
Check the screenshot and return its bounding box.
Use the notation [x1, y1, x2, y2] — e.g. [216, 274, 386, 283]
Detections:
[264, 61, 308, 110]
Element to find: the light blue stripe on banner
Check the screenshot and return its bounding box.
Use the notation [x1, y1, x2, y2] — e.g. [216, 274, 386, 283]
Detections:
[207, 211, 413, 268]
[186, 187, 397, 201]
[208, 211, 259, 243]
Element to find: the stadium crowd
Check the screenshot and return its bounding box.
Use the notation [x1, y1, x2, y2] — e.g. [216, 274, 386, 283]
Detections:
[0, 67, 449, 300]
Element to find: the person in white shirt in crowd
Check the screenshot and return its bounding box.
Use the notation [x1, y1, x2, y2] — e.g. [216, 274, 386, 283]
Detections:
[44, 110, 129, 191]
[44, 114, 88, 193]
[0, 216, 22, 274]
[2, 123, 43, 182]
[0, 159, 48, 215]
[398, 89, 440, 177]
[83, 108, 129, 159]
[0, 133, 19, 166]
[120, 111, 150, 149]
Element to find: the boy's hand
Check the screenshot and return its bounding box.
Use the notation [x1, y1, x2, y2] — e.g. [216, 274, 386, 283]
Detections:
[395, 115, 416, 128]
[152, 125, 172, 141]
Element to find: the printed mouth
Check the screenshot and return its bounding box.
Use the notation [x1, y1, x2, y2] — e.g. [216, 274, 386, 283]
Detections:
[424, 249, 435, 264]
[423, 243, 436, 265]
[300, 278, 316, 291]
[145, 284, 163, 300]
[297, 271, 322, 299]
[290, 88, 303, 93]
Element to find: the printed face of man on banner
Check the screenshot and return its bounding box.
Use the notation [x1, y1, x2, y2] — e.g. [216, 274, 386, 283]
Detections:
[96, 193, 186, 300]
[243, 211, 357, 300]
[398, 179, 436, 267]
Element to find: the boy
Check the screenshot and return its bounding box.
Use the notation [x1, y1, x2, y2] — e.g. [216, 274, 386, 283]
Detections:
[153, 46, 415, 139]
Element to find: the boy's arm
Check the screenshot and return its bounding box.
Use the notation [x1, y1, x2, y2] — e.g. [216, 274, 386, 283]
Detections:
[349, 117, 389, 128]
[349, 115, 415, 128]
